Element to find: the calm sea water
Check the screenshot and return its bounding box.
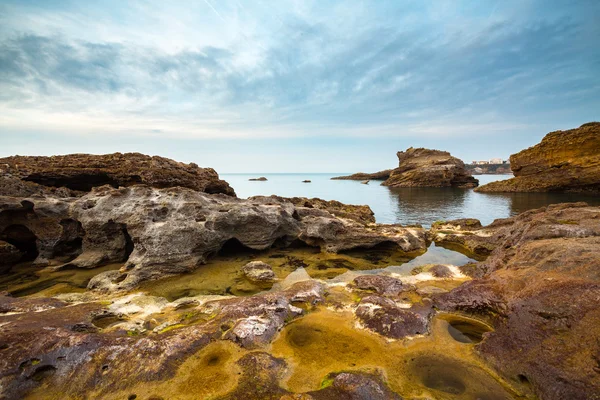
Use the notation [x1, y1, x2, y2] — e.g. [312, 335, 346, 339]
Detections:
[222, 173, 600, 226]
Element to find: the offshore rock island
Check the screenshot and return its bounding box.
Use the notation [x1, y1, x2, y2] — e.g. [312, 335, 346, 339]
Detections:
[0, 147, 599, 399]
[333, 147, 479, 188]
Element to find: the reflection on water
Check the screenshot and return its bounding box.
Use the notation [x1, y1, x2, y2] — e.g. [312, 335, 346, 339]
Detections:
[224, 173, 600, 226]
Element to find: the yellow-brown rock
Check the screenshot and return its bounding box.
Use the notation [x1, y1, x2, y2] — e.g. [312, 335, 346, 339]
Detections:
[476, 122, 600, 193]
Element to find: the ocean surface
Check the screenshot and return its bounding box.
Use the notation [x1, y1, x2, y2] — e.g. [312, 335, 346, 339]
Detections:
[222, 173, 600, 226]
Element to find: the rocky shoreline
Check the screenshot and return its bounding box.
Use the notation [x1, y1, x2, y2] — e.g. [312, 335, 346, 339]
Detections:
[1, 152, 599, 399]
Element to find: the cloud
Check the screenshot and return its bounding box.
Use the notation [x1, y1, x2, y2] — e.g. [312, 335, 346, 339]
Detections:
[0, 0, 599, 142]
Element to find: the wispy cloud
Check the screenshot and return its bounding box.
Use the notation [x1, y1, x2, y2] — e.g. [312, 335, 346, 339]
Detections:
[0, 0, 598, 170]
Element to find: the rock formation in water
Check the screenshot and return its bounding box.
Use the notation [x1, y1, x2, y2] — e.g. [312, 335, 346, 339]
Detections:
[0, 152, 235, 196]
[432, 202, 600, 398]
[383, 148, 479, 188]
[331, 169, 393, 181]
[333, 148, 478, 188]
[248, 177, 267, 181]
[476, 122, 600, 193]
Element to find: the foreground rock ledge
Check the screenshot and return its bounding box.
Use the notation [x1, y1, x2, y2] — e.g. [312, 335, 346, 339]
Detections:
[476, 122, 600, 193]
[0, 186, 427, 290]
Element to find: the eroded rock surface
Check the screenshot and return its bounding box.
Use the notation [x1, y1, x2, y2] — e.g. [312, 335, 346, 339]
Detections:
[435, 203, 600, 399]
[476, 122, 600, 193]
[0, 187, 427, 289]
[0, 152, 235, 196]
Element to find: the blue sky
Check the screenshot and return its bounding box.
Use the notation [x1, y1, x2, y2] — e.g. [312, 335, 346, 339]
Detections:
[0, 0, 598, 172]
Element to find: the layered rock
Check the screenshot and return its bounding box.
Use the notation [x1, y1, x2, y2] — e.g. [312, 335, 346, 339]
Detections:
[383, 148, 478, 188]
[476, 122, 600, 193]
[332, 148, 478, 188]
[434, 203, 600, 399]
[0, 186, 427, 289]
[0, 152, 235, 196]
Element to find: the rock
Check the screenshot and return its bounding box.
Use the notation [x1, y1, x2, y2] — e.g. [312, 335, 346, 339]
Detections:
[361, 180, 369, 184]
[429, 264, 453, 278]
[0, 153, 235, 196]
[242, 261, 276, 283]
[355, 295, 432, 339]
[351, 275, 407, 296]
[383, 148, 479, 188]
[476, 122, 600, 193]
[0, 187, 427, 288]
[0, 240, 22, 271]
[0, 280, 324, 399]
[302, 180, 311, 183]
[435, 203, 600, 399]
[249, 177, 267, 181]
[282, 196, 375, 225]
[0, 175, 78, 197]
[308, 372, 403, 400]
[331, 169, 393, 181]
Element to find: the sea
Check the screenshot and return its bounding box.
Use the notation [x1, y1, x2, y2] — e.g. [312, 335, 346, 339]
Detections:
[221, 173, 600, 227]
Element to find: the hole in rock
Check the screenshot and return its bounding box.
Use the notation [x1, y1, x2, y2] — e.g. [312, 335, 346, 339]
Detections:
[440, 315, 493, 344]
[92, 313, 126, 329]
[30, 365, 57, 382]
[1, 224, 38, 261]
[23, 172, 125, 192]
[122, 226, 134, 261]
[411, 357, 467, 395]
[517, 374, 530, 385]
[52, 219, 84, 261]
[217, 238, 258, 256]
[287, 324, 325, 348]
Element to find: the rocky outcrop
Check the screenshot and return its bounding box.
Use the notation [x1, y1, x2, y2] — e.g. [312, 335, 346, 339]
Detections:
[383, 148, 478, 188]
[283, 196, 375, 224]
[476, 122, 600, 193]
[0, 186, 427, 289]
[249, 177, 267, 181]
[331, 169, 393, 181]
[331, 148, 478, 188]
[434, 203, 600, 399]
[0, 153, 235, 196]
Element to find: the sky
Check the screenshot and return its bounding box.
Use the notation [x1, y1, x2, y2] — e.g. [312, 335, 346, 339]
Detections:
[0, 0, 599, 173]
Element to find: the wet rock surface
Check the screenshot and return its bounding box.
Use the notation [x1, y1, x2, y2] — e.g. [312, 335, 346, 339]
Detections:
[0, 152, 235, 196]
[476, 122, 600, 193]
[435, 203, 600, 399]
[351, 275, 407, 296]
[242, 261, 276, 283]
